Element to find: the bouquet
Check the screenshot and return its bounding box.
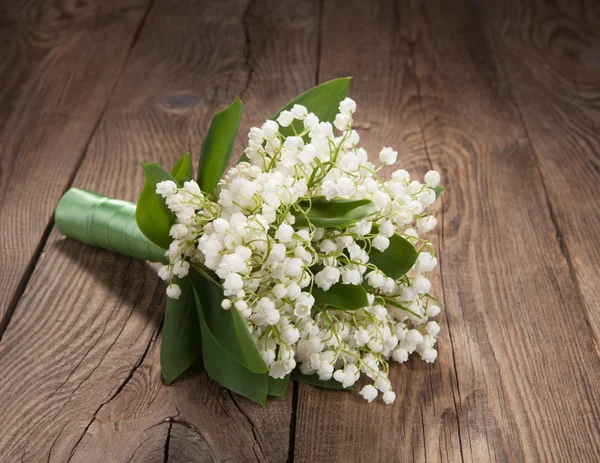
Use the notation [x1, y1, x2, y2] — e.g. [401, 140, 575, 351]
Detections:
[55, 78, 444, 406]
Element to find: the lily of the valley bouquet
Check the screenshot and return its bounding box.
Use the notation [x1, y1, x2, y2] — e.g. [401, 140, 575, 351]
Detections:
[55, 78, 444, 405]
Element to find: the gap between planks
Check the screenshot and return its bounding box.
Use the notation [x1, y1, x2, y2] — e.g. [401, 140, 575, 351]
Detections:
[0, 0, 157, 342]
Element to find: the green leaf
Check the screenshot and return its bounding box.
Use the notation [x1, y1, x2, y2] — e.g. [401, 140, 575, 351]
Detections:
[312, 281, 369, 310]
[430, 185, 446, 198]
[198, 98, 243, 194]
[188, 269, 268, 374]
[191, 264, 222, 289]
[268, 375, 290, 397]
[136, 163, 179, 249]
[238, 78, 352, 164]
[273, 77, 352, 137]
[369, 233, 418, 280]
[161, 276, 202, 384]
[291, 370, 354, 390]
[293, 197, 378, 228]
[171, 152, 193, 184]
[192, 285, 268, 406]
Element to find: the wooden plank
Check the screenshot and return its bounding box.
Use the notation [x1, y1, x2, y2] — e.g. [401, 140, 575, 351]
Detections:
[486, 0, 600, 340]
[0, 0, 152, 328]
[0, 0, 319, 460]
[293, 0, 600, 461]
[293, 1, 462, 461]
[408, 0, 600, 461]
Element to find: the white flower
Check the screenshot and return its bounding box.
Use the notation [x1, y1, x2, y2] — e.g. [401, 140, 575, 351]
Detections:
[392, 348, 409, 363]
[261, 120, 279, 138]
[354, 328, 370, 346]
[339, 97, 356, 114]
[383, 391, 396, 405]
[282, 326, 301, 344]
[407, 329, 423, 344]
[379, 147, 398, 165]
[341, 268, 361, 285]
[372, 235, 390, 251]
[276, 223, 294, 243]
[290, 104, 308, 120]
[417, 216, 437, 234]
[366, 270, 385, 288]
[277, 110, 294, 127]
[317, 362, 334, 381]
[223, 273, 243, 296]
[413, 275, 431, 294]
[213, 218, 229, 233]
[166, 284, 181, 299]
[170, 224, 188, 240]
[284, 258, 304, 277]
[379, 220, 395, 237]
[157, 265, 170, 281]
[334, 113, 351, 131]
[424, 170, 440, 187]
[416, 252, 438, 272]
[303, 113, 319, 130]
[156, 180, 177, 197]
[270, 361, 287, 379]
[173, 260, 190, 278]
[422, 348, 438, 363]
[183, 180, 201, 196]
[426, 305, 441, 317]
[426, 321, 441, 337]
[359, 385, 378, 403]
[221, 299, 232, 310]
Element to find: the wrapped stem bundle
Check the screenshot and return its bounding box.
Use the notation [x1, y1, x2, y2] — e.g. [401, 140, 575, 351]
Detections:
[55, 78, 445, 406]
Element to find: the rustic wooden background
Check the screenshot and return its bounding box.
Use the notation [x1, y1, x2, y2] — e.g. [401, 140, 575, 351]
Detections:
[0, 0, 599, 461]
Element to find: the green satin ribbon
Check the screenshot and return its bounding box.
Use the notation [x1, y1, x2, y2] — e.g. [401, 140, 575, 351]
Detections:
[55, 188, 167, 263]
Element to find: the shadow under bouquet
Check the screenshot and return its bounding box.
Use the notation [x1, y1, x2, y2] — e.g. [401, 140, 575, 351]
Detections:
[55, 78, 445, 406]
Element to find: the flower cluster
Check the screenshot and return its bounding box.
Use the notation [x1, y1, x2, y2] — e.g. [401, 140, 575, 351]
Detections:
[156, 98, 442, 404]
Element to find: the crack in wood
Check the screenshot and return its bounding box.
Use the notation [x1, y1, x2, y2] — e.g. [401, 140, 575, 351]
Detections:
[0, 0, 157, 343]
[227, 390, 265, 462]
[66, 328, 159, 462]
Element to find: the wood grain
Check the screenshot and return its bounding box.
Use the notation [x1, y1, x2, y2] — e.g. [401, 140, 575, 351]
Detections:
[410, 0, 600, 460]
[0, 0, 319, 461]
[486, 0, 600, 341]
[0, 0, 151, 328]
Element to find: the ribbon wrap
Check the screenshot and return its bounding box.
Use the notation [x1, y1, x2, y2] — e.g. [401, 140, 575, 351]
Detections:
[55, 188, 167, 263]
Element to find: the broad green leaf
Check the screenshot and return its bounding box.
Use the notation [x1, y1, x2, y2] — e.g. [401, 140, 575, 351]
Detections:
[198, 98, 243, 194]
[291, 370, 354, 390]
[191, 263, 222, 289]
[136, 163, 179, 249]
[237, 78, 352, 163]
[273, 77, 352, 137]
[293, 197, 378, 228]
[161, 276, 202, 384]
[268, 375, 290, 397]
[171, 152, 193, 184]
[431, 185, 446, 198]
[313, 281, 369, 310]
[192, 285, 268, 406]
[369, 233, 418, 280]
[188, 269, 268, 374]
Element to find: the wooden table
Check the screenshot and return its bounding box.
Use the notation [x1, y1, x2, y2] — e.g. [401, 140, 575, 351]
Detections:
[1, 0, 599, 461]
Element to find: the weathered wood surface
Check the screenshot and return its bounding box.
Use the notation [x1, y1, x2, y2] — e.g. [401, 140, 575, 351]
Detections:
[0, 0, 152, 329]
[0, 0, 599, 462]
